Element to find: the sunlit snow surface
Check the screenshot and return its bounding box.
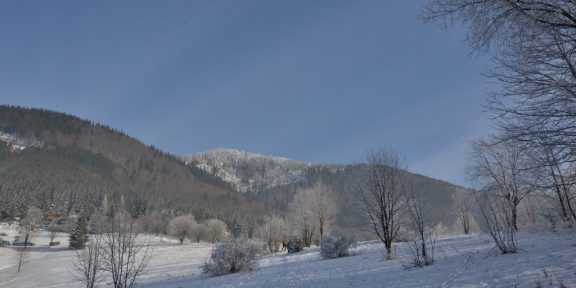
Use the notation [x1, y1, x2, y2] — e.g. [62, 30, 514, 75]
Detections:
[0, 224, 574, 288]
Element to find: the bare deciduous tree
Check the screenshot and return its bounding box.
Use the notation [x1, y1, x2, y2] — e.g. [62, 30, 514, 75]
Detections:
[425, 1, 576, 149]
[288, 189, 316, 247]
[47, 220, 58, 243]
[15, 248, 28, 273]
[141, 211, 169, 239]
[452, 190, 474, 234]
[425, 1, 576, 225]
[256, 215, 287, 253]
[204, 219, 228, 243]
[101, 214, 151, 288]
[356, 147, 406, 260]
[21, 206, 42, 248]
[288, 182, 336, 247]
[476, 188, 518, 253]
[191, 222, 209, 243]
[308, 181, 337, 238]
[73, 235, 104, 288]
[528, 144, 576, 222]
[19, 225, 34, 249]
[403, 181, 434, 267]
[467, 138, 534, 231]
[467, 137, 535, 253]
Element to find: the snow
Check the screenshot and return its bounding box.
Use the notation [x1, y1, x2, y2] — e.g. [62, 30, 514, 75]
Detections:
[1, 223, 574, 288]
[0, 131, 43, 151]
[183, 149, 318, 193]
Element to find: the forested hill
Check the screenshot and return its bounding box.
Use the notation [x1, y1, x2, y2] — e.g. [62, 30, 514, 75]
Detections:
[0, 105, 264, 225]
[0, 105, 470, 236]
[185, 149, 471, 233]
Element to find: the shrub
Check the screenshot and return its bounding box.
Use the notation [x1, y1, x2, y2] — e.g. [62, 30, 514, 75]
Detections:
[320, 234, 356, 259]
[203, 237, 260, 276]
[286, 235, 303, 254]
[403, 238, 435, 269]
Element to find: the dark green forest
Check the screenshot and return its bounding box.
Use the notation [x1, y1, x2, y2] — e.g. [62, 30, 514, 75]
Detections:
[0, 105, 265, 231]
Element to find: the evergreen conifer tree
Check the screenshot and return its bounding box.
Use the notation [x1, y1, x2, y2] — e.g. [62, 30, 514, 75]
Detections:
[69, 215, 89, 249]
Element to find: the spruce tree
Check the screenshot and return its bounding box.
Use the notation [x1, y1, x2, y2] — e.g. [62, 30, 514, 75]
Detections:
[69, 216, 89, 249]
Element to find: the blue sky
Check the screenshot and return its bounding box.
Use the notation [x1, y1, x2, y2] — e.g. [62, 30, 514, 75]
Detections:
[0, 0, 494, 186]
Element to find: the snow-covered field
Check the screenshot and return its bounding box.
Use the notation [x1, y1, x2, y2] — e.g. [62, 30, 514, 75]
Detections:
[1, 224, 574, 288]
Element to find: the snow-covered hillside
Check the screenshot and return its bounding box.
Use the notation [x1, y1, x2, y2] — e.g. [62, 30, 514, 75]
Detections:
[147, 232, 576, 288]
[184, 149, 341, 193]
[0, 131, 42, 152]
[1, 224, 574, 288]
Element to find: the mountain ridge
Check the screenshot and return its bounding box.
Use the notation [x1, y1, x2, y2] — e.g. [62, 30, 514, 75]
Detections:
[0, 105, 469, 235]
[0, 105, 264, 226]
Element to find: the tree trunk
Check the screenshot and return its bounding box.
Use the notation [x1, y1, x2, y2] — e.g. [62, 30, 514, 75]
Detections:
[512, 204, 518, 231]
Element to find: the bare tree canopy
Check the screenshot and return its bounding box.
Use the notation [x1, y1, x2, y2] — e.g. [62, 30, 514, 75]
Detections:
[168, 215, 197, 244]
[101, 214, 151, 288]
[288, 181, 337, 247]
[403, 180, 435, 267]
[526, 144, 576, 221]
[425, 0, 576, 230]
[452, 190, 475, 234]
[73, 236, 103, 288]
[256, 215, 287, 253]
[467, 138, 534, 231]
[425, 0, 576, 161]
[356, 146, 406, 259]
[204, 219, 228, 243]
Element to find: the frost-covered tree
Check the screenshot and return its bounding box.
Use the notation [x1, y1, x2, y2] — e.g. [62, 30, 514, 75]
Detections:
[191, 222, 209, 243]
[20, 206, 43, 247]
[425, 1, 576, 157]
[527, 144, 576, 223]
[308, 181, 337, 238]
[425, 0, 576, 229]
[47, 220, 58, 243]
[141, 210, 169, 238]
[288, 190, 316, 247]
[204, 219, 228, 243]
[168, 215, 196, 244]
[453, 190, 474, 234]
[467, 137, 535, 253]
[288, 182, 336, 247]
[256, 215, 287, 253]
[467, 138, 534, 231]
[22, 206, 43, 227]
[101, 194, 111, 217]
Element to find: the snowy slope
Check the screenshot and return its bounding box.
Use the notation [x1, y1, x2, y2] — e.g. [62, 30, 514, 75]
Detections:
[183, 149, 339, 193]
[1, 223, 575, 288]
[0, 131, 43, 151]
[144, 232, 576, 288]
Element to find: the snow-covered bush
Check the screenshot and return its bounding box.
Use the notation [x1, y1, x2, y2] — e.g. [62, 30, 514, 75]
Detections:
[320, 233, 356, 259]
[403, 236, 435, 269]
[203, 237, 261, 276]
[287, 235, 303, 254]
